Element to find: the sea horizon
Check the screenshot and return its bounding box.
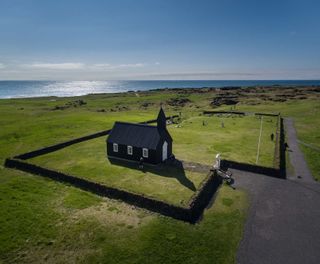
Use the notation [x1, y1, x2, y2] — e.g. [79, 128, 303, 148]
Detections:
[1, 79, 320, 99]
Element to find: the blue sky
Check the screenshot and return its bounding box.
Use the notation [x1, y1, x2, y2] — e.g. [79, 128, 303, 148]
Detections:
[0, 0, 319, 80]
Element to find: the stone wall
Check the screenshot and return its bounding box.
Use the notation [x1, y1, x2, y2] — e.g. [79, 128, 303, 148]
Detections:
[15, 129, 111, 160]
[4, 158, 221, 224]
[203, 110, 280, 117]
[188, 171, 222, 220]
[203, 110, 245, 115]
[222, 159, 280, 178]
[279, 117, 286, 178]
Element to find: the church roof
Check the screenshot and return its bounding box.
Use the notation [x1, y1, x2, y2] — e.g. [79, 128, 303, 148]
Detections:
[107, 122, 161, 149]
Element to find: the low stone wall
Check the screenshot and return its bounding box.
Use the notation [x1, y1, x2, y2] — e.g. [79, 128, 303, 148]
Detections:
[4, 158, 221, 223]
[15, 129, 111, 160]
[222, 159, 280, 178]
[14, 115, 178, 161]
[279, 118, 286, 178]
[188, 171, 222, 220]
[139, 115, 179, 125]
[203, 110, 245, 115]
[255, 112, 280, 117]
[272, 116, 286, 178]
[203, 110, 280, 117]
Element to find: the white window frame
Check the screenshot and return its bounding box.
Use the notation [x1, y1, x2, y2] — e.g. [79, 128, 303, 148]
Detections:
[113, 143, 118, 152]
[127, 145, 133, 155]
[142, 148, 149, 158]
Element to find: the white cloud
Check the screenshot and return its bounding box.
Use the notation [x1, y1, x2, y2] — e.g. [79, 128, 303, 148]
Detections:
[25, 62, 85, 70]
[92, 63, 111, 68]
[89, 63, 144, 70]
[0, 63, 6, 69]
[143, 71, 259, 79]
[155, 62, 160, 65]
[118, 63, 144, 68]
[21, 62, 144, 71]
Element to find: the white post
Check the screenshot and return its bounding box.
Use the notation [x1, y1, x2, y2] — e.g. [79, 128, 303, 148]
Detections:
[256, 116, 263, 164]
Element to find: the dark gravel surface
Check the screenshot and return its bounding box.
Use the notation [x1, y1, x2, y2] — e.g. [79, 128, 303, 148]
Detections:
[233, 170, 320, 264]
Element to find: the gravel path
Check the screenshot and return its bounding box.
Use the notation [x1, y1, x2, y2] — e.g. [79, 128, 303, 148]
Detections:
[284, 118, 314, 182]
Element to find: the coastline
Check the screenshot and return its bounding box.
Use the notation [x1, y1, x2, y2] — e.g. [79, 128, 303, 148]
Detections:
[1, 84, 320, 100]
[1, 80, 320, 99]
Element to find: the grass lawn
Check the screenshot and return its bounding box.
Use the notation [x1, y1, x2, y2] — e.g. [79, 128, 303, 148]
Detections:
[170, 114, 278, 167]
[29, 137, 207, 206]
[230, 99, 320, 179]
[0, 170, 248, 264]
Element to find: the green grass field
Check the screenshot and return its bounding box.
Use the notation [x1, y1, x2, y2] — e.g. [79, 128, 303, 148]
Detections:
[0, 88, 319, 263]
[229, 99, 320, 180]
[0, 171, 247, 263]
[169, 114, 277, 167]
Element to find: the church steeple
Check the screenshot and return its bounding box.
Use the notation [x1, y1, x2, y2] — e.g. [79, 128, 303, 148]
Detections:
[157, 107, 166, 129]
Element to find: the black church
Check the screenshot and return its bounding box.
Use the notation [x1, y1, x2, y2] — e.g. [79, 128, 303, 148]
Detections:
[106, 108, 173, 164]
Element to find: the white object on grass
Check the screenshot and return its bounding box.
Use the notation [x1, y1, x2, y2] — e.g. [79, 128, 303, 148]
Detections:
[213, 153, 221, 170]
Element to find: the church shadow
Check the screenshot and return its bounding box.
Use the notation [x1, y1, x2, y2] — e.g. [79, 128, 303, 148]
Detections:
[108, 157, 197, 191]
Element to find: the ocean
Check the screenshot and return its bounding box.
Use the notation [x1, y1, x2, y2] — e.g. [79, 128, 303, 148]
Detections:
[0, 80, 319, 99]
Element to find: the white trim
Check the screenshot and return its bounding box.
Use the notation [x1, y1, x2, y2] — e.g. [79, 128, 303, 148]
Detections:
[162, 141, 168, 161]
[113, 143, 118, 152]
[142, 148, 148, 158]
[127, 145, 133, 155]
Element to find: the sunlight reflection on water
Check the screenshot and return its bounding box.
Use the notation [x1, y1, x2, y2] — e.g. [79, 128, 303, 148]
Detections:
[41, 81, 123, 96]
[0, 80, 319, 98]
